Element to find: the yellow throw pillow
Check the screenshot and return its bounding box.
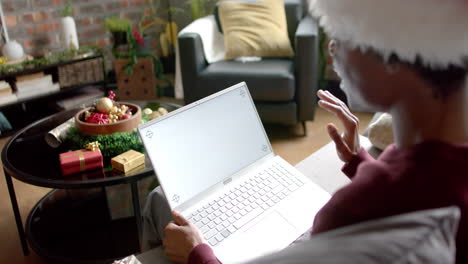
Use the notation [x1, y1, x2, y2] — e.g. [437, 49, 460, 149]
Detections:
[219, 0, 294, 60]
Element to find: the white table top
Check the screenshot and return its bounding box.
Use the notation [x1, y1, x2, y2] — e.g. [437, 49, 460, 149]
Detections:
[295, 135, 373, 195]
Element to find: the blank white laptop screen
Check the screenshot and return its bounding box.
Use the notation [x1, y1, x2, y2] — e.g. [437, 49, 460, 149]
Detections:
[139, 84, 272, 209]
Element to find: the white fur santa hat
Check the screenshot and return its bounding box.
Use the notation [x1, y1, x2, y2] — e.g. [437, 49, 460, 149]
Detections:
[308, 0, 468, 69]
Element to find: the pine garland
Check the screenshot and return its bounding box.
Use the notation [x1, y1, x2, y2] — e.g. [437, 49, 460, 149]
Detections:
[0, 46, 102, 75]
[65, 127, 144, 166]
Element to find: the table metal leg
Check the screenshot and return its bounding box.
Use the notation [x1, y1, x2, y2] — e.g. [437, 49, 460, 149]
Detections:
[4, 169, 29, 256]
[130, 182, 142, 252]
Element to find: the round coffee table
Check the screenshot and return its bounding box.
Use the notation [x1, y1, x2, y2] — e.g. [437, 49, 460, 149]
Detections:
[2, 101, 180, 264]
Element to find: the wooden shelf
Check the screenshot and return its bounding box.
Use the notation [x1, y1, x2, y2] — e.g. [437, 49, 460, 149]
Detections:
[0, 54, 107, 136]
[0, 81, 106, 110]
[0, 54, 103, 80]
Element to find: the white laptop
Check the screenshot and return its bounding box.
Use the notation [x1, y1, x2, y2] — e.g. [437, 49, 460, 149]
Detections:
[138, 82, 331, 263]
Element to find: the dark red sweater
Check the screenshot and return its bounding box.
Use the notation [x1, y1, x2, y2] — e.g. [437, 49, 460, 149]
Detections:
[189, 141, 468, 263]
[313, 141, 468, 263]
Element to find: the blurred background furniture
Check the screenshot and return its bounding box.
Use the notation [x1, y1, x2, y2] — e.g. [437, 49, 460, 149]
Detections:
[178, 0, 319, 133]
[0, 54, 106, 137]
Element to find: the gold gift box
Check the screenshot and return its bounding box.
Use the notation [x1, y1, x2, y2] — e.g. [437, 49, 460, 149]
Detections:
[111, 150, 145, 173]
[112, 164, 145, 177]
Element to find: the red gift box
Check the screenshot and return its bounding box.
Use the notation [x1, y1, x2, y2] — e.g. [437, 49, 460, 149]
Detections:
[59, 149, 103, 176]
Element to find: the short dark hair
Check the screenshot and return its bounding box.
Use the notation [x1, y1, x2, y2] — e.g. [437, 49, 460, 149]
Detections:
[387, 53, 467, 98]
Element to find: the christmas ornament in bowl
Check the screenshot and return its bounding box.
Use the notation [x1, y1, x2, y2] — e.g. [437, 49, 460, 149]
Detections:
[75, 91, 142, 135]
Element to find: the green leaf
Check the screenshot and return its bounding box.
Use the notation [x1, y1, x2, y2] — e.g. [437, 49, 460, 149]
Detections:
[104, 17, 132, 32]
[61, 1, 73, 17]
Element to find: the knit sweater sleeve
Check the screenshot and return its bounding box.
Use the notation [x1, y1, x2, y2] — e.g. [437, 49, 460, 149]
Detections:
[341, 147, 375, 179]
[312, 155, 391, 234]
[189, 244, 221, 264]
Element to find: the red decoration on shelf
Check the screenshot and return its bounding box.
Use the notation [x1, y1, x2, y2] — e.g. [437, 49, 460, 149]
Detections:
[133, 28, 144, 46]
[86, 113, 110, 124]
[108, 91, 115, 100]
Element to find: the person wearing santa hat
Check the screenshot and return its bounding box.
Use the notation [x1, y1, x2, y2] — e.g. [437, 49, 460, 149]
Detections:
[146, 0, 468, 263]
[310, 0, 468, 262]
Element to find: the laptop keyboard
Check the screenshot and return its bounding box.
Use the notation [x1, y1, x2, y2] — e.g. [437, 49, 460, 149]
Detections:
[187, 161, 305, 247]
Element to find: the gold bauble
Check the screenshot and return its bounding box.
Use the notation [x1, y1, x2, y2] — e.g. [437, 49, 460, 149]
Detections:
[149, 111, 161, 120]
[96, 98, 114, 113]
[143, 108, 153, 115]
[158, 107, 168, 115]
[84, 110, 92, 120]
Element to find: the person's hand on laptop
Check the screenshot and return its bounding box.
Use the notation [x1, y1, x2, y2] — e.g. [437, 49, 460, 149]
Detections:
[317, 90, 360, 163]
[163, 211, 206, 264]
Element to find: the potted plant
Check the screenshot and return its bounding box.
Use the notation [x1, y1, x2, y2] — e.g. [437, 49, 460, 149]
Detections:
[111, 17, 168, 100]
[137, 0, 182, 72]
[189, 0, 216, 20]
[104, 17, 132, 47]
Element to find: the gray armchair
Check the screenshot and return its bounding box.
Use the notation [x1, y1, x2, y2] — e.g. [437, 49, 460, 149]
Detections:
[179, 0, 319, 133]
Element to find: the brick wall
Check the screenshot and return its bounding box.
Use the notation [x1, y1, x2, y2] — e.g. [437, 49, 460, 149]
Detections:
[1, 0, 153, 57]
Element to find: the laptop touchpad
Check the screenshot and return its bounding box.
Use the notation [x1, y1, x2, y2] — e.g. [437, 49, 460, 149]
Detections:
[216, 211, 298, 263]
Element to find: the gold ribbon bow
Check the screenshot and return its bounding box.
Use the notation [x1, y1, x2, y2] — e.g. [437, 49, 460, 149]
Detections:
[0, 57, 7, 65]
[85, 141, 101, 152]
[61, 150, 86, 171]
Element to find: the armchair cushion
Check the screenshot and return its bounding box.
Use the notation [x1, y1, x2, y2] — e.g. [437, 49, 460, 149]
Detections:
[250, 206, 460, 264]
[218, 0, 294, 60]
[180, 0, 319, 125]
[199, 59, 295, 101]
[368, 112, 394, 150]
[214, 0, 304, 43]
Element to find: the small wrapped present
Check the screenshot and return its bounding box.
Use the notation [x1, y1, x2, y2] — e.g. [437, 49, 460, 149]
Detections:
[112, 164, 145, 177]
[111, 150, 145, 173]
[59, 148, 103, 176]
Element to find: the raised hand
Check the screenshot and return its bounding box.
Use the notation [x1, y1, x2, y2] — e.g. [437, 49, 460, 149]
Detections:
[163, 211, 206, 264]
[317, 90, 360, 162]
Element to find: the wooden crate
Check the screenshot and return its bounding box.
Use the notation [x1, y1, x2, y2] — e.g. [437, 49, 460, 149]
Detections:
[113, 58, 157, 100]
[58, 57, 105, 88]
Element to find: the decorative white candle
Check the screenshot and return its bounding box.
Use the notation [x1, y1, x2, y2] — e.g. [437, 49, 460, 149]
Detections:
[60, 16, 79, 50]
[0, 1, 10, 42]
[0, 0, 25, 61]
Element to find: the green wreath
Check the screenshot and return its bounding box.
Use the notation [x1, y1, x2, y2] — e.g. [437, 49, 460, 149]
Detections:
[65, 127, 144, 167]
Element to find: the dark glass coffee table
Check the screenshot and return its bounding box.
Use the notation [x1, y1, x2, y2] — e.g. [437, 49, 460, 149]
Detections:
[2, 101, 180, 264]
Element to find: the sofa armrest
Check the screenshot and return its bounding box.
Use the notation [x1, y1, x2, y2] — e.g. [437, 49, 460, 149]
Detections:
[295, 15, 319, 121]
[178, 32, 209, 104]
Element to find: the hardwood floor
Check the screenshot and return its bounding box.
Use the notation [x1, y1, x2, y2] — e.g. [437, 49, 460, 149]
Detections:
[0, 107, 372, 264]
